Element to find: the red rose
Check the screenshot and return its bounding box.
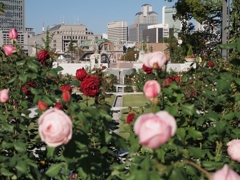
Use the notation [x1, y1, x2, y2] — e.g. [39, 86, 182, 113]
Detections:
[76, 68, 87, 81]
[208, 61, 215, 67]
[54, 102, 63, 110]
[60, 84, 72, 94]
[163, 77, 173, 87]
[142, 64, 153, 74]
[172, 76, 181, 84]
[126, 113, 135, 124]
[37, 50, 50, 63]
[22, 81, 36, 95]
[80, 75, 100, 97]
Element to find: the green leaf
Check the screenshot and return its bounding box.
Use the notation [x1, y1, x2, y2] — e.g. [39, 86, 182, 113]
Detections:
[15, 160, 28, 174]
[224, 112, 235, 120]
[45, 163, 63, 177]
[217, 80, 231, 91]
[48, 69, 58, 78]
[14, 142, 26, 153]
[7, 75, 18, 84]
[1, 123, 14, 132]
[140, 154, 151, 170]
[187, 128, 203, 140]
[27, 60, 39, 73]
[54, 66, 63, 72]
[181, 104, 196, 116]
[165, 105, 179, 116]
[170, 168, 186, 180]
[19, 74, 28, 83]
[16, 60, 26, 66]
[188, 147, 205, 158]
[176, 128, 186, 142]
[70, 80, 80, 87]
[47, 146, 55, 158]
[105, 131, 111, 143]
[216, 121, 227, 134]
[205, 112, 219, 122]
[1, 168, 14, 176]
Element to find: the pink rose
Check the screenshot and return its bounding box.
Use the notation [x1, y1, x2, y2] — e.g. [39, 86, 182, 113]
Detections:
[143, 51, 167, 68]
[38, 108, 72, 147]
[227, 139, 240, 162]
[0, 89, 9, 103]
[211, 165, 240, 180]
[134, 111, 177, 149]
[143, 80, 161, 99]
[3, 45, 16, 56]
[8, 28, 18, 40]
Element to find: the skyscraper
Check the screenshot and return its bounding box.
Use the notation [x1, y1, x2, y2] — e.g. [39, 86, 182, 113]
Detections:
[129, 4, 158, 43]
[0, 0, 25, 32]
[162, 6, 181, 37]
[107, 21, 128, 43]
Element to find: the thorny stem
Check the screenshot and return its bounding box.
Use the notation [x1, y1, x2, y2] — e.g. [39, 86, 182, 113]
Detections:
[175, 160, 211, 179]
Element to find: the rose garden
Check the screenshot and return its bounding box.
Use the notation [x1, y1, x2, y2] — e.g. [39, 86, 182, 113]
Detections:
[1, 2, 240, 179]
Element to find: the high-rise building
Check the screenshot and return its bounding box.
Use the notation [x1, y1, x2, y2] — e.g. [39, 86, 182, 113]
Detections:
[0, 0, 25, 32]
[107, 21, 127, 43]
[129, 4, 158, 43]
[162, 6, 181, 37]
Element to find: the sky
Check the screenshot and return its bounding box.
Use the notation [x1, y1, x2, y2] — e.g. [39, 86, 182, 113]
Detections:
[25, 0, 176, 35]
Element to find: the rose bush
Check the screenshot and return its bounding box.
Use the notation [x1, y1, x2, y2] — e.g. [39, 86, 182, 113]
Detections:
[1, 25, 240, 180]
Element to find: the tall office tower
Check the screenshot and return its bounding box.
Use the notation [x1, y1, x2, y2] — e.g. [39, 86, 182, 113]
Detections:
[162, 6, 181, 37]
[129, 4, 158, 43]
[0, 0, 25, 32]
[108, 21, 128, 43]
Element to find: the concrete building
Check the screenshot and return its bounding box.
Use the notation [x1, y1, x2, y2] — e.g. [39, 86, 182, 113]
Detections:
[0, 0, 25, 32]
[142, 24, 174, 43]
[28, 23, 102, 56]
[129, 4, 158, 43]
[162, 6, 181, 37]
[107, 21, 127, 43]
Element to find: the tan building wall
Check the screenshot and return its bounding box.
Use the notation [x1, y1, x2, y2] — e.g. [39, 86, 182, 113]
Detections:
[135, 42, 170, 55]
[28, 24, 102, 56]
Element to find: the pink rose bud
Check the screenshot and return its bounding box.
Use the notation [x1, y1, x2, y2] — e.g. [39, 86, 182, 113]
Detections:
[227, 139, 240, 162]
[143, 80, 161, 99]
[3, 45, 16, 56]
[134, 111, 177, 149]
[143, 51, 167, 69]
[8, 28, 18, 40]
[62, 91, 71, 102]
[211, 165, 240, 180]
[0, 89, 9, 103]
[38, 101, 48, 111]
[38, 108, 72, 147]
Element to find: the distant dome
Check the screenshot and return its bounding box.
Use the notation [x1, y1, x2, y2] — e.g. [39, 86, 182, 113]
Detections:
[148, 11, 158, 15]
[135, 12, 143, 16]
[142, 4, 151, 7]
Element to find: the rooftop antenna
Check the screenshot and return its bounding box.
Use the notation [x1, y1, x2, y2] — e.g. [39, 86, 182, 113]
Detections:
[77, 16, 80, 24]
[42, 22, 44, 33]
[63, 15, 65, 24]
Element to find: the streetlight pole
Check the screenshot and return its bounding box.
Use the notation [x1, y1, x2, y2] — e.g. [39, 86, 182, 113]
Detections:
[94, 36, 98, 54]
[146, 36, 150, 53]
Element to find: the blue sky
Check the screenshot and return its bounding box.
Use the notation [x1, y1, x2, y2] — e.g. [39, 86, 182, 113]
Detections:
[25, 0, 176, 35]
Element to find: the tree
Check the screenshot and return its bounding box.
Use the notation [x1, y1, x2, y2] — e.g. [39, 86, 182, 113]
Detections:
[0, 2, 5, 15]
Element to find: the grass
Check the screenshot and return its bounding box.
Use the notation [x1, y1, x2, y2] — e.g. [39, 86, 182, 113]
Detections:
[122, 94, 150, 107]
[119, 94, 151, 140]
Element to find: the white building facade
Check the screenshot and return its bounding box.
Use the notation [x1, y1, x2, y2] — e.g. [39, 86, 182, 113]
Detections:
[107, 21, 128, 43]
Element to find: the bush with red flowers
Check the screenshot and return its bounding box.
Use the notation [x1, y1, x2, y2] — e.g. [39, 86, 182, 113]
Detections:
[80, 75, 100, 97]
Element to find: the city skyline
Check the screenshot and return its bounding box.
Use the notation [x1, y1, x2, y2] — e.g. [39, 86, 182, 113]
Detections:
[25, 0, 175, 35]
